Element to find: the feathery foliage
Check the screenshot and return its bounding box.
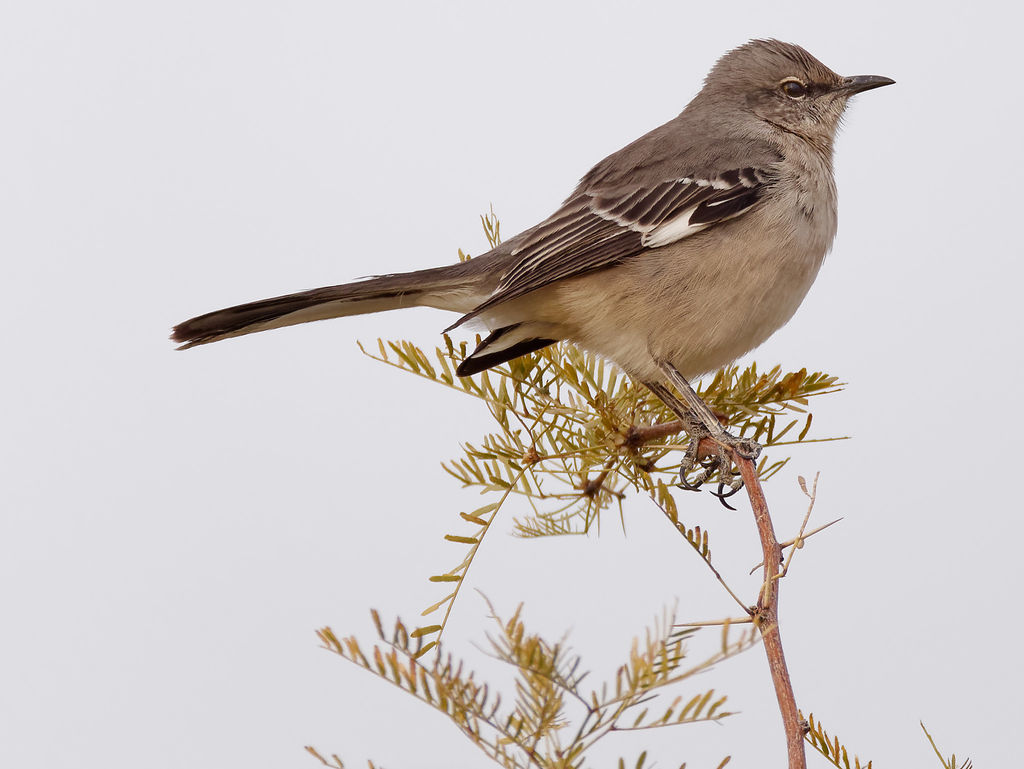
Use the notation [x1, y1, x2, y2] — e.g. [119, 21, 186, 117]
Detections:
[802, 713, 873, 769]
[921, 722, 972, 769]
[360, 335, 842, 649]
[308, 213, 969, 768]
[313, 605, 755, 769]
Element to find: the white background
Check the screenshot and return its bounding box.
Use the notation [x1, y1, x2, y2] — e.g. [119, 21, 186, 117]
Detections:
[3, 1, 1021, 767]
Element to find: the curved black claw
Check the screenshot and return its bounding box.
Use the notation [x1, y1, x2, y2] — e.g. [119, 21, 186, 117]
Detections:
[710, 481, 742, 511]
[676, 472, 704, 492]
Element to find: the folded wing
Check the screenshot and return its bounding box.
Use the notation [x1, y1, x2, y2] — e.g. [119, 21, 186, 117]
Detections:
[451, 166, 772, 327]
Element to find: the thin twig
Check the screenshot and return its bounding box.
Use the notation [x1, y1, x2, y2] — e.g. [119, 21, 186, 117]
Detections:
[704, 565, 754, 616]
[648, 492, 751, 615]
[609, 714, 730, 732]
[582, 456, 619, 497]
[748, 517, 842, 574]
[433, 468, 527, 640]
[781, 474, 819, 578]
[675, 616, 754, 627]
[735, 454, 806, 769]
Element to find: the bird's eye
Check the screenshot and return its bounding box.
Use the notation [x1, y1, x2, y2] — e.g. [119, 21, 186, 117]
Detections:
[780, 79, 807, 99]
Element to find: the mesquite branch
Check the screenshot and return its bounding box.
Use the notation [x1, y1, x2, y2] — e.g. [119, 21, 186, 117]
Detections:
[736, 452, 806, 769]
[637, 423, 807, 768]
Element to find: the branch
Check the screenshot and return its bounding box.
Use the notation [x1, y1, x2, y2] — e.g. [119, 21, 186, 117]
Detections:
[736, 454, 806, 769]
[624, 420, 686, 446]
[675, 616, 753, 628]
[781, 474, 822, 578]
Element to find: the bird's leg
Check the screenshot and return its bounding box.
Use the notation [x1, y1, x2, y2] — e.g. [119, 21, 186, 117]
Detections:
[642, 380, 713, 490]
[646, 361, 761, 499]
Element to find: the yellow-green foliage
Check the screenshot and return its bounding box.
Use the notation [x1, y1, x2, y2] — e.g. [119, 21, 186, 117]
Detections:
[314, 605, 755, 769]
[803, 713, 874, 769]
[306, 214, 970, 768]
[361, 335, 842, 649]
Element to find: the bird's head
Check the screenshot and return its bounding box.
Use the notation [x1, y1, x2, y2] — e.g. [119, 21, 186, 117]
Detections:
[700, 39, 894, 151]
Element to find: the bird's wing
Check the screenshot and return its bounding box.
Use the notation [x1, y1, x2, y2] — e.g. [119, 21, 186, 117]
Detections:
[451, 166, 773, 327]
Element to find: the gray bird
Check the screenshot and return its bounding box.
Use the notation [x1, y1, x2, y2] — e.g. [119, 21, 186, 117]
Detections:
[172, 39, 893, 491]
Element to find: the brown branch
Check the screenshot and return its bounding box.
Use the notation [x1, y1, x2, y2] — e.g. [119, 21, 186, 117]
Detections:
[608, 417, 808, 767]
[736, 454, 806, 769]
[624, 420, 685, 447]
[624, 413, 727, 449]
[634, 418, 805, 766]
[582, 456, 618, 497]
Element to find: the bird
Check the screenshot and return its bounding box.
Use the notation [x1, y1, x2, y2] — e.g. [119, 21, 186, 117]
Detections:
[172, 39, 893, 493]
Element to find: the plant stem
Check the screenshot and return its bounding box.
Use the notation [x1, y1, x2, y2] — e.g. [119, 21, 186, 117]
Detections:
[736, 455, 806, 769]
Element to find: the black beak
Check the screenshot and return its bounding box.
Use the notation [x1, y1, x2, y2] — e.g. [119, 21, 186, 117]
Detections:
[839, 74, 896, 95]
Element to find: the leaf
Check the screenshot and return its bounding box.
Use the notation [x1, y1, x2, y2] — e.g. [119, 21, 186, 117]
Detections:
[411, 625, 442, 638]
[804, 712, 873, 769]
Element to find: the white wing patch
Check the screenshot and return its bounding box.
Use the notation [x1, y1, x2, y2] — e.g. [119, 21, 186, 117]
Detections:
[638, 208, 713, 247]
[454, 168, 769, 326]
[591, 171, 766, 249]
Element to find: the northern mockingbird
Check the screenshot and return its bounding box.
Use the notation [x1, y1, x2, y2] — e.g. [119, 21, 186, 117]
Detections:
[173, 39, 893, 494]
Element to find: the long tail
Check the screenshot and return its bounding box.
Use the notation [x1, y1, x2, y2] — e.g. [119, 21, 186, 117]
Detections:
[171, 260, 494, 349]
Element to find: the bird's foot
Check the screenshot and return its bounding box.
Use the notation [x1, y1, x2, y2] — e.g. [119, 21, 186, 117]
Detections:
[677, 432, 761, 509]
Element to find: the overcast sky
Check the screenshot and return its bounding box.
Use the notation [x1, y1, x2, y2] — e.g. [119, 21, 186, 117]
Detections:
[4, 1, 1022, 767]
